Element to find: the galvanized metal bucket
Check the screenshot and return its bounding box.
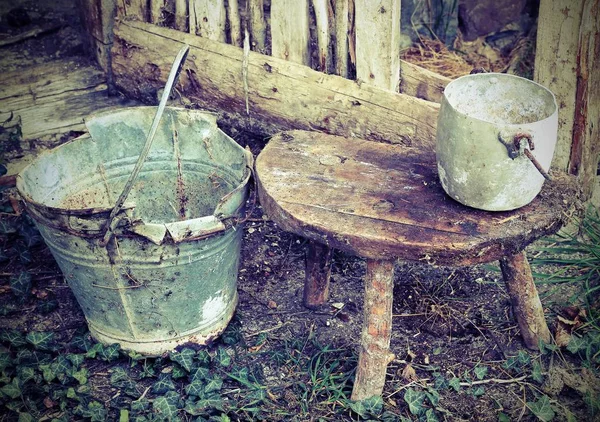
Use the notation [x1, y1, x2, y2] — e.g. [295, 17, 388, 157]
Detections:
[17, 107, 252, 355]
[436, 73, 558, 211]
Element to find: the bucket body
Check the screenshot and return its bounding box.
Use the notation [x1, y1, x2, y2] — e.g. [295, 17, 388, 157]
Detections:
[436, 73, 558, 211]
[17, 107, 252, 355]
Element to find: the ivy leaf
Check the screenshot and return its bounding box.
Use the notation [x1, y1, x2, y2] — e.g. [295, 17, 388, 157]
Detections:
[10, 272, 32, 297]
[0, 329, 27, 347]
[425, 409, 439, 422]
[532, 360, 544, 383]
[99, 343, 120, 362]
[37, 300, 59, 315]
[71, 334, 93, 352]
[184, 396, 224, 415]
[448, 377, 461, 392]
[152, 373, 176, 394]
[130, 398, 150, 414]
[40, 364, 56, 382]
[432, 373, 448, 390]
[185, 379, 205, 397]
[18, 413, 34, 422]
[110, 367, 130, 387]
[85, 343, 104, 359]
[25, 331, 54, 351]
[471, 386, 485, 397]
[204, 376, 223, 394]
[0, 215, 19, 233]
[216, 347, 231, 367]
[172, 364, 187, 380]
[87, 401, 108, 422]
[498, 412, 511, 422]
[196, 350, 211, 366]
[350, 395, 383, 418]
[14, 242, 31, 265]
[170, 348, 196, 372]
[50, 355, 72, 383]
[473, 365, 488, 380]
[190, 366, 210, 382]
[566, 335, 587, 354]
[1, 377, 22, 398]
[72, 368, 89, 385]
[425, 388, 440, 407]
[528, 395, 556, 422]
[404, 388, 426, 416]
[0, 349, 13, 370]
[16, 366, 35, 384]
[67, 353, 85, 369]
[67, 387, 78, 399]
[153, 391, 182, 419]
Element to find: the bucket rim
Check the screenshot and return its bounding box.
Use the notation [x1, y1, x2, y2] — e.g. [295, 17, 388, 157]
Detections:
[441, 72, 558, 127]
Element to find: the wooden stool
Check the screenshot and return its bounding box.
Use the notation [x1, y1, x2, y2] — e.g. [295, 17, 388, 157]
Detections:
[255, 130, 576, 400]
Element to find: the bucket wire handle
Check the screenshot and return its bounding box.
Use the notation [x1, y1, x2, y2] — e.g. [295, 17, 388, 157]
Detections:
[100, 44, 191, 247]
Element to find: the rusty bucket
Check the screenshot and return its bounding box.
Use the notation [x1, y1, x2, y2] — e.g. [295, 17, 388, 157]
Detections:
[17, 107, 252, 355]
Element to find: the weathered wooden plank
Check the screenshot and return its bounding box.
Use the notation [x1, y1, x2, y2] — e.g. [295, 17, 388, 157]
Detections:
[112, 20, 439, 149]
[399, 59, 450, 103]
[270, 0, 310, 65]
[190, 0, 226, 41]
[174, 0, 188, 31]
[534, 0, 584, 171]
[117, 0, 148, 20]
[312, 0, 331, 72]
[569, 0, 599, 200]
[0, 59, 137, 141]
[227, 0, 242, 47]
[255, 131, 577, 264]
[334, 0, 349, 77]
[150, 0, 165, 24]
[354, 0, 401, 90]
[247, 0, 266, 52]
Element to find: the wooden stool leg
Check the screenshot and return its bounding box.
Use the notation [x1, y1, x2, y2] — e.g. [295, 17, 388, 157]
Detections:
[351, 259, 395, 401]
[303, 240, 332, 309]
[500, 250, 551, 349]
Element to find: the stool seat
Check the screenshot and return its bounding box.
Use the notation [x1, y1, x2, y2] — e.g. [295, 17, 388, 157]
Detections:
[256, 130, 574, 266]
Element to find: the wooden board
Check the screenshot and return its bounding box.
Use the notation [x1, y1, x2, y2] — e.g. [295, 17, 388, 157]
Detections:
[0, 58, 136, 140]
[111, 19, 439, 150]
[256, 130, 577, 265]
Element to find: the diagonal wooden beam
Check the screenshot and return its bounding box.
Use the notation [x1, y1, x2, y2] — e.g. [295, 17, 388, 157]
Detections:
[111, 19, 440, 150]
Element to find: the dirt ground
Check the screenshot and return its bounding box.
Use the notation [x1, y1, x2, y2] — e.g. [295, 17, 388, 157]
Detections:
[1, 1, 599, 421]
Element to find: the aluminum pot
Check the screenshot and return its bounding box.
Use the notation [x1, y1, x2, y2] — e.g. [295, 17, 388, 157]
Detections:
[436, 73, 558, 211]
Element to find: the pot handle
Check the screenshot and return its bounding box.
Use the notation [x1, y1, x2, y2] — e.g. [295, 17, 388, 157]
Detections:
[497, 131, 552, 181]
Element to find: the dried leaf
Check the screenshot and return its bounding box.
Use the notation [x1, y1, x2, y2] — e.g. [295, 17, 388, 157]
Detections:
[402, 363, 419, 382]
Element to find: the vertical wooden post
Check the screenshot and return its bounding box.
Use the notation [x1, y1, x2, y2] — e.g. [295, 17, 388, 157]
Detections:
[535, 0, 599, 200]
[174, 0, 188, 31]
[117, 0, 148, 21]
[247, 0, 267, 53]
[351, 259, 395, 401]
[77, 0, 116, 72]
[271, 0, 311, 65]
[353, 0, 401, 91]
[303, 241, 332, 309]
[500, 251, 551, 349]
[334, 0, 349, 77]
[312, 0, 331, 72]
[227, 0, 242, 47]
[150, 0, 165, 24]
[190, 0, 227, 42]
